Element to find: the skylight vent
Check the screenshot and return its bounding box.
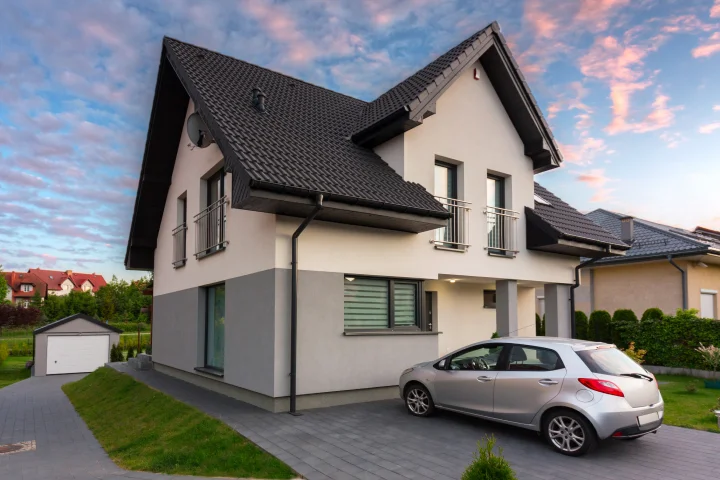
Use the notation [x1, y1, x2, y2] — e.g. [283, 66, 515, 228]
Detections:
[534, 194, 551, 206]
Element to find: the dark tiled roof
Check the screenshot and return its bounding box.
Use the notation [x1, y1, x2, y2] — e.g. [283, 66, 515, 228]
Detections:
[587, 209, 720, 262]
[354, 28, 490, 135]
[533, 184, 627, 248]
[165, 38, 449, 218]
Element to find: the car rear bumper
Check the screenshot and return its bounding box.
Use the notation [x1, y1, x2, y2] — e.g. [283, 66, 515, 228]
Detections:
[584, 396, 664, 439]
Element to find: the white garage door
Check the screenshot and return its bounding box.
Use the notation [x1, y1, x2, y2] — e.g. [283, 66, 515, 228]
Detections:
[46, 335, 109, 375]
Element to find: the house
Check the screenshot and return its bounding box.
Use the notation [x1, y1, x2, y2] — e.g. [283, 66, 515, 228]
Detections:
[564, 209, 720, 319]
[125, 22, 627, 412]
[2, 269, 107, 306]
[3, 271, 47, 307]
[28, 269, 107, 297]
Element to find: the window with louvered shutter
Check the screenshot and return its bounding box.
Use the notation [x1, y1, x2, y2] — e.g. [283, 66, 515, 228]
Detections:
[344, 276, 422, 330]
[393, 282, 417, 327]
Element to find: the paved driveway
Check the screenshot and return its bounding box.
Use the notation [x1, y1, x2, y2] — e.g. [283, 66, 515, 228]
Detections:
[0, 375, 259, 480]
[112, 364, 720, 480]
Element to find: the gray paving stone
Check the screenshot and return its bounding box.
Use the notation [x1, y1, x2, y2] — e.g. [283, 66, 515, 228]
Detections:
[110, 363, 720, 480]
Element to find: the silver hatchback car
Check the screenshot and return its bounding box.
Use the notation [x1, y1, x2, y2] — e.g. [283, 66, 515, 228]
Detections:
[399, 337, 663, 456]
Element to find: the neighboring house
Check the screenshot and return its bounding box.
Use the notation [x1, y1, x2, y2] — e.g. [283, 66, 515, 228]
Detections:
[2, 269, 107, 306]
[28, 269, 107, 297]
[3, 271, 47, 307]
[125, 22, 626, 412]
[539, 209, 720, 319]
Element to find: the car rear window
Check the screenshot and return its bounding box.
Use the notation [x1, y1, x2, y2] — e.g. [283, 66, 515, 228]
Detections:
[575, 347, 647, 376]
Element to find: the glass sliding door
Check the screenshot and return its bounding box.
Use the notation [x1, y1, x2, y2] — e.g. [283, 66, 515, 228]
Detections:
[205, 284, 225, 370]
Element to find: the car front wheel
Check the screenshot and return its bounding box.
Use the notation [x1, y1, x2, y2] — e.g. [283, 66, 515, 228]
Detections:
[404, 384, 435, 417]
[543, 410, 597, 456]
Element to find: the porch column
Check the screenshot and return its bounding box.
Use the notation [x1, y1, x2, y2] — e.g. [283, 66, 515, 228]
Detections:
[496, 280, 518, 337]
[545, 284, 571, 338]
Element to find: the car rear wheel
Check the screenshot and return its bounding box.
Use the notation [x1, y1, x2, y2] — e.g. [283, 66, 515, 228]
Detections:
[404, 384, 435, 417]
[543, 410, 597, 456]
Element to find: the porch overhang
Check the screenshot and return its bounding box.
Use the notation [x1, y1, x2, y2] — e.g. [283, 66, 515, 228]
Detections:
[525, 208, 627, 258]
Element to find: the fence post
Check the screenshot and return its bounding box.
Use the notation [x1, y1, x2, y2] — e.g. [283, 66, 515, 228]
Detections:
[137, 323, 141, 353]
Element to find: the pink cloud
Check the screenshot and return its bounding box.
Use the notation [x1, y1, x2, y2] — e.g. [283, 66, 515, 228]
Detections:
[524, 0, 559, 38]
[692, 32, 720, 58]
[712, 1, 720, 18]
[576, 168, 615, 203]
[699, 122, 720, 134]
[659, 131, 685, 148]
[714, 105, 720, 111]
[558, 137, 608, 165]
[41, 253, 58, 268]
[574, 0, 630, 32]
[661, 15, 717, 33]
[3, 169, 45, 188]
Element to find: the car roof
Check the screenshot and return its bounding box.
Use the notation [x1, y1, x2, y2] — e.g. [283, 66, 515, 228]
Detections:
[490, 337, 608, 349]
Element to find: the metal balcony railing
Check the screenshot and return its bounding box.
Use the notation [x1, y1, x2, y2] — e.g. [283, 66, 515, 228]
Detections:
[172, 223, 187, 267]
[194, 196, 228, 258]
[485, 206, 520, 254]
[432, 197, 471, 250]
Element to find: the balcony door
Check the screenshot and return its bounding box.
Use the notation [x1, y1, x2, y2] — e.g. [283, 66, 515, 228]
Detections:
[435, 162, 458, 248]
[487, 175, 505, 253]
[206, 170, 225, 254]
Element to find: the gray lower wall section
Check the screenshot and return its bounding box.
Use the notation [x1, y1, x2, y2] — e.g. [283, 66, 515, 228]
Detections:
[153, 268, 438, 411]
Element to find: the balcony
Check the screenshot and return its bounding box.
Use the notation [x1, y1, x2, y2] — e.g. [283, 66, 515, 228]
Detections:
[485, 206, 519, 255]
[431, 197, 471, 251]
[194, 196, 228, 258]
[171, 223, 187, 268]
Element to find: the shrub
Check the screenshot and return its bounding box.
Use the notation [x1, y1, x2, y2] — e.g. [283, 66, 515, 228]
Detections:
[110, 344, 123, 363]
[461, 435, 516, 480]
[641, 307, 664, 322]
[0, 343, 8, 365]
[491, 332, 500, 339]
[126, 347, 135, 360]
[611, 309, 639, 346]
[535, 314, 545, 336]
[108, 322, 151, 333]
[622, 342, 647, 364]
[588, 310, 612, 343]
[696, 344, 720, 380]
[575, 311, 589, 340]
[0, 304, 42, 327]
[685, 381, 698, 394]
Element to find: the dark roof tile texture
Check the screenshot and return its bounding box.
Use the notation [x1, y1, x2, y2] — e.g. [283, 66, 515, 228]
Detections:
[587, 209, 719, 262]
[165, 38, 448, 218]
[533, 183, 627, 247]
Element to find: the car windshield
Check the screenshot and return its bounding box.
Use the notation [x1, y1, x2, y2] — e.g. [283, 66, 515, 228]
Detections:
[576, 347, 647, 376]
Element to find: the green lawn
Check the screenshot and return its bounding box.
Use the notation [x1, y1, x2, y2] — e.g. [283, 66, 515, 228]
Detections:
[0, 356, 32, 389]
[657, 375, 720, 433]
[63, 367, 295, 479]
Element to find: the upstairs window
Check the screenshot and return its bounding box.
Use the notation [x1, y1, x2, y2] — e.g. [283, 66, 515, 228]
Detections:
[344, 276, 423, 331]
[173, 193, 188, 267]
[195, 170, 227, 258]
[21, 284, 32, 292]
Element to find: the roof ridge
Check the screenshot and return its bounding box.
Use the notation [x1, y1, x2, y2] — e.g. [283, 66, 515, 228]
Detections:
[366, 24, 493, 104]
[590, 209, 707, 249]
[163, 37, 368, 105]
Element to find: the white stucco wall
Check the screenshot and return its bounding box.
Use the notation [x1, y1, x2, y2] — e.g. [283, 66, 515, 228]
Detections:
[153, 100, 276, 297]
[274, 61, 576, 285]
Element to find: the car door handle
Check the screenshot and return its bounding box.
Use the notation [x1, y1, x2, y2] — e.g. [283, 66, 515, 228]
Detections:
[538, 379, 558, 386]
[477, 376, 493, 382]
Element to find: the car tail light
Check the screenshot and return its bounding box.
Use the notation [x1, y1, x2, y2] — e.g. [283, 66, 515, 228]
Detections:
[578, 378, 624, 397]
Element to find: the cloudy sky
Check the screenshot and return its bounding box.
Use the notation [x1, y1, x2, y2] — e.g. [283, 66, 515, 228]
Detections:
[1, 0, 719, 281]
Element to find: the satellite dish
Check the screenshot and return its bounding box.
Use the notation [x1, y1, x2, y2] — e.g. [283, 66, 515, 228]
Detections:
[187, 112, 215, 148]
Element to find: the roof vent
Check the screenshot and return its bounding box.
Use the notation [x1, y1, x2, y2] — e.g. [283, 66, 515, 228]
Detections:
[252, 87, 267, 112]
[620, 216, 634, 244]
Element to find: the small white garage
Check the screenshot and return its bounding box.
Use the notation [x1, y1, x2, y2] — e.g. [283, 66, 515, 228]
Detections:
[33, 314, 121, 376]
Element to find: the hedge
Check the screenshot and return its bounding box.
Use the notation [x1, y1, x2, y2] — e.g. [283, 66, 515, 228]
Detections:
[108, 322, 151, 333]
[611, 309, 638, 346]
[574, 311, 589, 340]
[588, 310, 612, 343]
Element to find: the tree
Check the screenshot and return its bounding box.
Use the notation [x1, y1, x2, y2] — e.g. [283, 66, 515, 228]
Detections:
[64, 290, 97, 317]
[588, 310, 612, 343]
[30, 290, 43, 309]
[42, 294, 66, 321]
[641, 307, 664, 322]
[0, 265, 9, 305]
[575, 311, 589, 340]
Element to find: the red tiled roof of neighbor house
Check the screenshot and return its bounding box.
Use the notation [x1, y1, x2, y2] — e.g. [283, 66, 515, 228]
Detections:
[26, 268, 107, 293]
[3, 271, 48, 300]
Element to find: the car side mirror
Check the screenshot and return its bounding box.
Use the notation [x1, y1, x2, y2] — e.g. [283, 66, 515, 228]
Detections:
[435, 359, 446, 370]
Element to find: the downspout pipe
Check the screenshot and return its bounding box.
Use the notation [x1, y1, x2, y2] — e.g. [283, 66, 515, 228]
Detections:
[290, 194, 324, 415]
[667, 255, 688, 310]
[570, 257, 601, 338]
